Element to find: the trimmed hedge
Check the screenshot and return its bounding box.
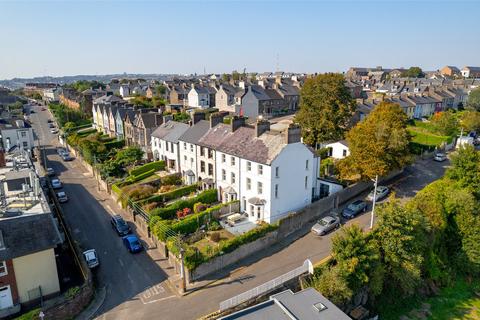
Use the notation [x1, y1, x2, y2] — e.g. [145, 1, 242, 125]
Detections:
[111, 183, 122, 196]
[126, 169, 156, 183]
[140, 184, 198, 205]
[130, 161, 166, 177]
[104, 139, 125, 150]
[67, 123, 92, 133]
[150, 188, 218, 220]
[77, 129, 97, 137]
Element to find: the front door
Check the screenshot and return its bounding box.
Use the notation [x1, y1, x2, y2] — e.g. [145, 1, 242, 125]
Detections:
[0, 286, 13, 309]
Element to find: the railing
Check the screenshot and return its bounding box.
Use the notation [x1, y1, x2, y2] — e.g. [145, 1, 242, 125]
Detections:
[219, 259, 314, 311]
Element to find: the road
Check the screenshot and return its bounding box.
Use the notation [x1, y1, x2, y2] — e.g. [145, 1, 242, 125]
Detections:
[30, 104, 450, 320]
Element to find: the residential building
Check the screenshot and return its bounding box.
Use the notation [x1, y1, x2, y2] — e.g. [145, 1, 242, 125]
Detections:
[131, 111, 163, 158]
[114, 107, 130, 140]
[0, 119, 34, 154]
[241, 85, 285, 120]
[219, 288, 350, 320]
[440, 66, 460, 77]
[188, 84, 210, 109]
[461, 66, 480, 78]
[151, 120, 190, 173]
[325, 140, 350, 159]
[92, 93, 124, 131]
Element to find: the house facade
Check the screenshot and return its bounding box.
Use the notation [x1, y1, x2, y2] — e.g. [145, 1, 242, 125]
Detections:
[151, 121, 189, 173]
[187, 84, 210, 109]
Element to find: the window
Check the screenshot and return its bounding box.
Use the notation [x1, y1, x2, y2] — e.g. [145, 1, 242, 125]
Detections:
[258, 165, 263, 175]
[222, 154, 226, 163]
[184, 155, 187, 161]
[304, 176, 308, 189]
[258, 182, 263, 194]
[0, 261, 6, 276]
[222, 169, 226, 181]
[22, 142, 28, 148]
[257, 206, 261, 219]
[275, 184, 279, 198]
[208, 149, 214, 159]
[190, 158, 194, 165]
[305, 160, 309, 170]
[243, 197, 246, 211]
[343, 149, 347, 157]
[20, 131, 26, 138]
[246, 178, 251, 190]
[231, 157, 235, 166]
[208, 163, 213, 176]
[275, 166, 279, 178]
[166, 142, 169, 152]
[183, 142, 187, 150]
[190, 144, 193, 152]
[200, 161, 205, 173]
[247, 161, 251, 171]
[250, 205, 254, 217]
[200, 147, 205, 156]
[231, 172, 236, 184]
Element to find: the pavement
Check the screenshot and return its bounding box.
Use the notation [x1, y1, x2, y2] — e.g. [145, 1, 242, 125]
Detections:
[29, 104, 450, 320]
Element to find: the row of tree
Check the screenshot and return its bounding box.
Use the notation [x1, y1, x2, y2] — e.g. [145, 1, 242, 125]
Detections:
[310, 145, 480, 313]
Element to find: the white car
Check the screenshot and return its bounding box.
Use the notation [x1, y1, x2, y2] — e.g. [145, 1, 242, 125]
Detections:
[83, 249, 99, 269]
[50, 128, 58, 134]
[433, 153, 447, 162]
[367, 186, 389, 201]
[46, 167, 55, 176]
[57, 191, 68, 203]
[51, 179, 62, 189]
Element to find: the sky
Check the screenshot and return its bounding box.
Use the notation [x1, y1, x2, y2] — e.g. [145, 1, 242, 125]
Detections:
[0, 0, 479, 79]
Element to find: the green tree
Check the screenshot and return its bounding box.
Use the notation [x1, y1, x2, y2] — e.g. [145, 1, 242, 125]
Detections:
[401, 67, 424, 78]
[373, 199, 428, 295]
[115, 147, 144, 167]
[338, 102, 411, 180]
[467, 87, 480, 111]
[100, 159, 123, 178]
[431, 110, 458, 136]
[460, 110, 480, 132]
[232, 71, 240, 81]
[295, 73, 356, 145]
[455, 206, 480, 272]
[332, 225, 379, 291]
[309, 266, 353, 306]
[63, 122, 76, 131]
[446, 145, 480, 196]
[155, 84, 167, 96]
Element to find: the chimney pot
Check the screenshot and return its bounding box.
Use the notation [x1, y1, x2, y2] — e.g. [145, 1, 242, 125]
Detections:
[285, 124, 301, 144]
[255, 119, 270, 137]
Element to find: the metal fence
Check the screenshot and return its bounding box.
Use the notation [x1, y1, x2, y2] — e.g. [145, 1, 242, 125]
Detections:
[219, 259, 314, 311]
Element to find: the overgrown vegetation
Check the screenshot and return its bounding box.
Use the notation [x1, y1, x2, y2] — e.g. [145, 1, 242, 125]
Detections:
[49, 103, 91, 128]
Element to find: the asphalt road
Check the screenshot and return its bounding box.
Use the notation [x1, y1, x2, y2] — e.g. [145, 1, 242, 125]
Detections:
[29, 104, 450, 320]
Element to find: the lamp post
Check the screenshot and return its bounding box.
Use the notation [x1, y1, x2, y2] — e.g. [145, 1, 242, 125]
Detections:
[369, 174, 378, 230]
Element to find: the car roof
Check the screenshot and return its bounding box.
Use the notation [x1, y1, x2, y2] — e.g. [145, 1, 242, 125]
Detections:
[125, 235, 138, 241]
[57, 191, 66, 196]
[52, 179, 60, 182]
[113, 215, 125, 221]
[377, 186, 388, 190]
[351, 199, 364, 205]
[322, 216, 336, 222]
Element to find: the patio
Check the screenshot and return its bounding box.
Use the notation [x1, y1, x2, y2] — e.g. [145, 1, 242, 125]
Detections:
[219, 213, 257, 236]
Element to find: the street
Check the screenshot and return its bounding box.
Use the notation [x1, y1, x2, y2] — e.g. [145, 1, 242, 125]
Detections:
[30, 105, 450, 320]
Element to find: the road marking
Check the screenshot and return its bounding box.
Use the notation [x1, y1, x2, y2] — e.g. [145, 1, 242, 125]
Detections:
[118, 258, 124, 267]
[142, 295, 176, 304]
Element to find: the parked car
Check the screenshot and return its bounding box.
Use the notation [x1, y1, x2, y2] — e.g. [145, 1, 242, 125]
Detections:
[83, 249, 99, 269]
[48, 123, 54, 128]
[111, 215, 131, 236]
[342, 200, 367, 219]
[62, 153, 73, 161]
[57, 191, 68, 203]
[46, 167, 55, 176]
[433, 153, 447, 162]
[123, 235, 143, 253]
[367, 186, 390, 202]
[50, 128, 58, 134]
[51, 179, 62, 189]
[311, 215, 340, 236]
[47, 119, 53, 123]
[41, 107, 46, 111]
[57, 148, 67, 156]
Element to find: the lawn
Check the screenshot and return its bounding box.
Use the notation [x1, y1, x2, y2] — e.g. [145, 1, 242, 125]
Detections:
[408, 128, 452, 146]
[377, 277, 480, 320]
[192, 229, 235, 256]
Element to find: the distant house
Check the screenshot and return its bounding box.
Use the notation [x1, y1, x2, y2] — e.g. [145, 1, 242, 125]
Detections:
[241, 85, 286, 119]
[440, 66, 460, 77]
[188, 84, 210, 109]
[461, 66, 480, 78]
[0, 119, 35, 153]
[119, 85, 130, 98]
[325, 140, 350, 159]
[219, 288, 350, 320]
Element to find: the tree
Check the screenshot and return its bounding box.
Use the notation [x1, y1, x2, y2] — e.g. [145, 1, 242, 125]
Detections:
[309, 266, 353, 306]
[63, 122, 76, 131]
[460, 110, 480, 132]
[431, 110, 458, 136]
[295, 73, 356, 146]
[373, 199, 428, 295]
[155, 84, 167, 96]
[455, 206, 480, 272]
[115, 147, 144, 167]
[332, 225, 379, 291]
[446, 145, 480, 196]
[338, 102, 411, 181]
[467, 87, 480, 111]
[401, 67, 424, 78]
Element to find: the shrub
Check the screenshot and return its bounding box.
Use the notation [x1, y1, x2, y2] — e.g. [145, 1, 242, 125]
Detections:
[126, 169, 156, 183]
[210, 232, 220, 242]
[143, 202, 160, 212]
[130, 161, 165, 177]
[104, 139, 125, 150]
[125, 184, 156, 201]
[161, 173, 182, 186]
[140, 184, 198, 207]
[219, 222, 278, 254]
[159, 185, 175, 193]
[193, 202, 208, 213]
[209, 220, 221, 231]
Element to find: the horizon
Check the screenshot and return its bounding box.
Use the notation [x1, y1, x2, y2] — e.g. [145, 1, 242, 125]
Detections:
[1, 0, 479, 80]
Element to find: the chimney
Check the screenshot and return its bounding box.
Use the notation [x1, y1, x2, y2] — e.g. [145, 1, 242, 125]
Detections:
[285, 124, 301, 144]
[0, 149, 5, 167]
[155, 114, 163, 126]
[106, 91, 113, 97]
[231, 116, 245, 132]
[255, 119, 270, 137]
[209, 112, 227, 128]
[191, 112, 206, 125]
[275, 75, 282, 85]
[15, 120, 25, 128]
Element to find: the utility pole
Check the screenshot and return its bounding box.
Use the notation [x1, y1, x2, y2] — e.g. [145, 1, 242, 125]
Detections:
[179, 246, 186, 293]
[93, 155, 100, 191]
[370, 174, 378, 229]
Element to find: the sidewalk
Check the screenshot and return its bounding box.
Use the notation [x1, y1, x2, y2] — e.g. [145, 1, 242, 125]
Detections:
[77, 286, 106, 320]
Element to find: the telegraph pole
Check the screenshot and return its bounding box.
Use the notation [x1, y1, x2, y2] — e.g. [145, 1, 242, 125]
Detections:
[369, 174, 378, 229]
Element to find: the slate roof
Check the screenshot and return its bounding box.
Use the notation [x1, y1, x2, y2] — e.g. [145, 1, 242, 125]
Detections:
[178, 120, 210, 144]
[151, 121, 190, 143]
[198, 123, 295, 165]
[0, 214, 62, 261]
[139, 113, 161, 128]
[248, 85, 271, 100]
[93, 94, 123, 105]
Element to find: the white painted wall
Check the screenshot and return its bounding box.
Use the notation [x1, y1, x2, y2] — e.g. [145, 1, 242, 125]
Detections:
[1, 127, 34, 151]
[325, 142, 350, 159]
[151, 137, 180, 172]
[179, 141, 198, 184]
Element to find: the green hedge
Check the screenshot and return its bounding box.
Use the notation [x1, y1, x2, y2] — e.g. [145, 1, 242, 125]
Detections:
[111, 183, 122, 196]
[77, 129, 97, 137]
[130, 161, 166, 177]
[126, 169, 156, 183]
[67, 123, 92, 133]
[140, 184, 198, 205]
[150, 188, 218, 220]
[104, 139, 125, 150]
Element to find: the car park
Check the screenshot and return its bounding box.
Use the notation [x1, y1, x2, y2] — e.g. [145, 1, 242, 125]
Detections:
[367, 186, 389, 202]
[433, 153, 447, 162]
[57, 191, 68, 203]
[83, 249, 99, 268]
[51, 179, 62, 189]
[123, 235, 143, 253]
[311, 215, 340, 235]
[342, 200, 368, 219]
[111, 215, 131, 236]
[46, 167, 55, 176]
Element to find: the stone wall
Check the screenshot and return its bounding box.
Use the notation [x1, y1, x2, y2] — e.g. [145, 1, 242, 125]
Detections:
[44, 285, 93, 320]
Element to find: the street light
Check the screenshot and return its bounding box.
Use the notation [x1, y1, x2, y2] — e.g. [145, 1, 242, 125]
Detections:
[369, 174, 378, 230]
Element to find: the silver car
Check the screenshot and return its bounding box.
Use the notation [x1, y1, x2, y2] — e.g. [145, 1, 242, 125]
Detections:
[311, 215, 341, 236]
[57, 191, 68, 203]
[433, 153, 447, 162]
[367, 186, 389, 201]
[83, 249, 99, 269]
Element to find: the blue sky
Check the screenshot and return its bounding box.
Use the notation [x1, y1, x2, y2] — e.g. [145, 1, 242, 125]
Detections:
[0, 0, 479, 79]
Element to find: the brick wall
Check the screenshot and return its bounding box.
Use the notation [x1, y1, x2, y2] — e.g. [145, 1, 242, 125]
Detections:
[0, 260, 19, 304]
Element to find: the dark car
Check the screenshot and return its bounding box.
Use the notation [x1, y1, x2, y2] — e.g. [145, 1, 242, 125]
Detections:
[123, 235, 143, 253]
[111, 215, 131, 236]
[342, 200, 367, 219]
[62, 153, 74, 161]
